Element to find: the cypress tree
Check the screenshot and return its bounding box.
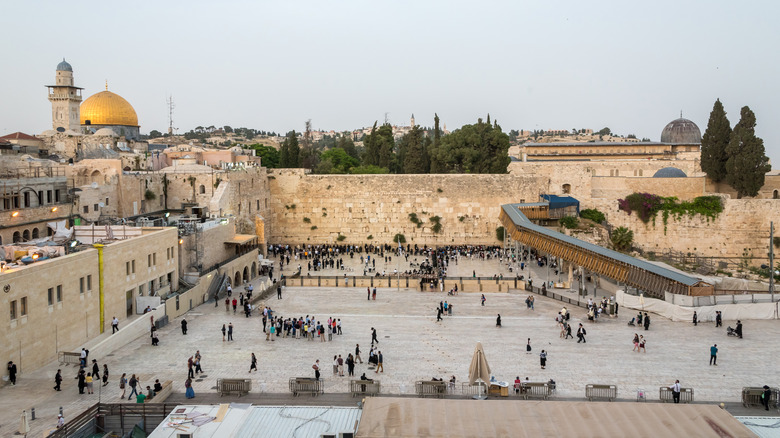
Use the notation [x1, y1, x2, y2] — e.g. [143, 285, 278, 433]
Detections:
[724, 106, 771, 198]
[700, 99, 731, 182]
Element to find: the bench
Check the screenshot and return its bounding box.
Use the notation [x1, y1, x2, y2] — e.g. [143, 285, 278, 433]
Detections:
[520, 382, 551, 400]
[349, 379, 381, 397]
[659, 386, 694, 403]
[145, 380, 173, 403]
[217, 378, 252, 397]
[586, 384, 617, 401]
[415, 380, 447, 398]
[289, 377, 323, 396]
[58, 352, 82, 366]
[742, 387, 778, 408]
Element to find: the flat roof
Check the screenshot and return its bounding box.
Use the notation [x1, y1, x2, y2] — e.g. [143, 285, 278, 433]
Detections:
[225, 234, 257, 245]
[356, 398, 753, 438]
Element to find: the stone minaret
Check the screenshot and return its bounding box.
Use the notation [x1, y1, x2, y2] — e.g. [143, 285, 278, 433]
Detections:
[47, 59, 83, 131]
[410, 113, 415, 127]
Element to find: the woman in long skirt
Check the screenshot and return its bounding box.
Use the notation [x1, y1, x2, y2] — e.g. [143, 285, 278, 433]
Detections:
[102, 364, 109, 386]
[526, 338, 532, 354]
[185, 378, 195, 399]
[249, 353, 258, 373]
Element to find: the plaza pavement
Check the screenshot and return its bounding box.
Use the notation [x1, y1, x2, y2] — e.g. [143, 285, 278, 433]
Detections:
[1, 254, 778, 436]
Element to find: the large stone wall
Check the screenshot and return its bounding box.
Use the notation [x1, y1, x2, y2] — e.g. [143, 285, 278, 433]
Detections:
[590, 176, 707, 202]
[266, 170, 547, 245]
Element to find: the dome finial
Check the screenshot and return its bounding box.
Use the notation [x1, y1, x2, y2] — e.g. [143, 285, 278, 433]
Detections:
[680, 110, 683, 118]
[105, 80, 108, 91]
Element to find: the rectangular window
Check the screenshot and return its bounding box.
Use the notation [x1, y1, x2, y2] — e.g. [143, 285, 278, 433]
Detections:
[55, 190, 60, 202]
[47, 190, 52, 203]
[83, 206, 89, 214]
[24, 192, 30, 207]
[87, 275, 92, 290]
[148, 254, 152, 267]
[93, 204, 99, 211]
[48, 288, 53, 306]
[10, 300, 17, 320]
[38, 191, 44, 206]
[126, 261, 130, 275]
[80, 277, 85, 294]
[20, 297, 27, 316]
[105, 197, 109, 206]
[132, 260, 136, 273]
[138, 284, 145, 296]
[56, 285, 62, 302]
[153, 253, 157, 265]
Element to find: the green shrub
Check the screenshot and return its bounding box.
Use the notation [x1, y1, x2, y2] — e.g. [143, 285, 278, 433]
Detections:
[336, 234, 346, 242]
[310, 226, 317, 230]
[495, 226, 505, 241]
[559, 216, 579, 229]
[303, 217, 311, 223]
[393, 233, 406, 244]
[429, 216, 442, 233]
[580, 208, 605, 224]
[367, 235, 373, 240]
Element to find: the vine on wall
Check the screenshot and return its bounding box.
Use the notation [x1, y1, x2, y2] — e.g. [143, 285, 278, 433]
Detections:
[618, 193, 723, 234]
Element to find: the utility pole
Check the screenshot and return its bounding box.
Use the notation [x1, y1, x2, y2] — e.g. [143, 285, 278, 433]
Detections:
[166, 95, 175, 135]
[770, 221, 775, 302]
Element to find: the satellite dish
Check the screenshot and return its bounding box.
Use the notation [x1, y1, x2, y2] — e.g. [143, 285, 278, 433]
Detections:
[99, 202, 105, 208]
[56, 127, 65, 132]
[91, 182, 98, 189]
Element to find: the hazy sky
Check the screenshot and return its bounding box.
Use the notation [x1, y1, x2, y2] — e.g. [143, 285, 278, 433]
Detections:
[3, 1, 779, 162]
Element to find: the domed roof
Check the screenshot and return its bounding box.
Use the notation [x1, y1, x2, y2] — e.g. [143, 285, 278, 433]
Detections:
[652, 167, 687, 178]
[56, 58, 72, 72]
[93, 128, 118, 137]
[80, 90, 139, 127]
[660, 117, 701, 144]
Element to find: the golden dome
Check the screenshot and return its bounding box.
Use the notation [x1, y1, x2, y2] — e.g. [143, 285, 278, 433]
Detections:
[80, 90, 138, 127]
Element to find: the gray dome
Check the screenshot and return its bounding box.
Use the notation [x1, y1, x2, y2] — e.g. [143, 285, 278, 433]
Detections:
[660, 117, 701, 143]
[56, 58, 72, 72]
[653, 167, 687, 178]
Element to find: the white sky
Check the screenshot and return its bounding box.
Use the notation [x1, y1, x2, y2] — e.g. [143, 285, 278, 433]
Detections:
[2, 0, 778, 163]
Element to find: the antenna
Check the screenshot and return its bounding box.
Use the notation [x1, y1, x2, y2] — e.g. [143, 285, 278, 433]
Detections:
[167, 95, 175, 135]
[384, 112, 389, 124]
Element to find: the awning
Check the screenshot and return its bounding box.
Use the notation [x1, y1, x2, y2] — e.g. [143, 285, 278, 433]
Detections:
[356, 398, 754, 438]
[224, 234, 257, 245]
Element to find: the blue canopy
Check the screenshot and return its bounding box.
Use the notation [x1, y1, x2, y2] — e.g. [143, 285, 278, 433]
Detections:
[539, 194, 579, 214]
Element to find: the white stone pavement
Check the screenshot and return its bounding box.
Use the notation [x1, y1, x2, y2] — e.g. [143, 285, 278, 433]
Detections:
[0, 254, 775, 436]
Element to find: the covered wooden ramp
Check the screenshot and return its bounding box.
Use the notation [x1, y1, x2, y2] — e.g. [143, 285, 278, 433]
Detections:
[500, 203, 712, 298]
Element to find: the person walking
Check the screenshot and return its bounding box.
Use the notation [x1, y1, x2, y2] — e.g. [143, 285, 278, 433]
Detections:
[347, 354, 355, 376]
[355, 344, 363, 364]
[643, 313, 650, 331]
[102, 364, 109, 386]
[185, 378, 195, 399]
[371, 327, 379, 345]
[194, 351, 203, 374]
[710, 344, 718, 366]
[119, 373, 127, 398]
[181, 319, 188, 335]
[526, 338, 532, 354]
[7, 361, 17, 385]
[436, 307, 443, 322]
[92, 359, 100, 382]
[372, 287, 377, 300]
[565, 324, 573, 339]
[112, 316, 119, 333]
[228, 322, 234, 341]
[496, 314, 502, 327]
[54, 369, 62, 391]
[762, 385, 772, 411]
[540, 350, 547, 369]
[225, 297, 230, 312]
[735, 320, 743, 338]
[692, 311, 698, 326]
[222, 324, 226, 342]
[577, 324, 587, 343]
[670, 380, 681, 404]
[367, 287, 371, 301]
[375, 351, 384, 373]
[249, 353, 258, 373]
[632, 333, 639, 352]
[481, 294, 486, 306]
[277, 284, 282, 299]
[188, 356, 195, 379]
[638, 335, 646, 353]
[76, 369, 86, 395]
[313, 360, 321, 380]
[715, 311, 722, 327]
[232, 298, 238, 314]
[338, 355, 345, 377]
[85, 372, 94, 394]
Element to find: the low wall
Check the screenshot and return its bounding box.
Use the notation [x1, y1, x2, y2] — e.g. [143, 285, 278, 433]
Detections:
[287, 276, 524, 293]
[617, 290, 778, 322]
[84, 306, 166, 362]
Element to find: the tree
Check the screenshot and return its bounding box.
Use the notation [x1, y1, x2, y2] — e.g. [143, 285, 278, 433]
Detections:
[399, 125, 428, 173]
[429, 117, 510, 173]
[350, 165, 388, 174]
[700, 99, 732, 182]
[597, 127, 611, 136]
[362, 122, 380, 166]
[223, 126, 233, 134]
[610, 227, 634, 252]
[725, 106, 771, 198]
[318, 148, 359, 173]
[337, 135, 359, 161]
[245, 144, 280, 168]
[148, 130, 162, 138]
[279, 131, 300, 168]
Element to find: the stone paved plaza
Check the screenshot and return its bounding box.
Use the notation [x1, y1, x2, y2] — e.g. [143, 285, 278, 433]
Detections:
[1, 255, 778, 435]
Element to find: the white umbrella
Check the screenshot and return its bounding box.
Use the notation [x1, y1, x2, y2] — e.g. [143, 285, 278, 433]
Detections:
[468, 342, 491, 385]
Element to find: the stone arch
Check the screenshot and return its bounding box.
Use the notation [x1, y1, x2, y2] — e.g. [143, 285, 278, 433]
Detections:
[0, 235, 3, 245]
[31, 228, 39, 239]
[251, 262, 257, 279]
[22, 229, 30, 241]
[243, 266, 249, 283]
[13, 231, 21, 243]
[199, 184, 206, 194]
[774, 190, 778, 200]
[234, 271, 242, 286]
[47, 227, 53, 237]
[562, 184, 571, 194]
[90, 170, 102, 185]
[226, 276, 232, 287]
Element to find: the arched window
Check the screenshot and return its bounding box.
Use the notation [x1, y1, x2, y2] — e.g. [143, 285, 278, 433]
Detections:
[199, 185, 206, 194]
[22, 230, 30, 241]
[13, 232, 21, 243]
[562, 184, 571, 194]
[773, 190, 778, 200]
[32, 228, 39, 239]
[90, 170, 102, 185]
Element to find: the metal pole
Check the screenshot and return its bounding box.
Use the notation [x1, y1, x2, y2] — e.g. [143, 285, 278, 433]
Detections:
[770, 221, 775, 303]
